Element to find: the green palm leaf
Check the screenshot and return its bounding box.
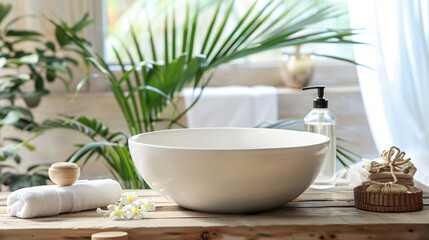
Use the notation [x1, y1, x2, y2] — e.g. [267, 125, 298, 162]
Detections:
[42, 115, 127, 143]
[257, 118, 360, 168]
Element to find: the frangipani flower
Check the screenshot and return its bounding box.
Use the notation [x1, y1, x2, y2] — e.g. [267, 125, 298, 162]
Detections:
[136, 198, 156, 212]
[108, 204, 125, 221]
[97, 204, 125, 221]
[97, 192, 155, 221]
[124, 202, 144, 220]
[120, 192, 138, 205]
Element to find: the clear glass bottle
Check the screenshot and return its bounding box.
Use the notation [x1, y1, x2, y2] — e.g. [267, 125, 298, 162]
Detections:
[302, 86, 336, 189]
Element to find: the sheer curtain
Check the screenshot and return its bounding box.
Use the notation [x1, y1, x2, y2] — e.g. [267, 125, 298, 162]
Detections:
[349, 0, 429, 185]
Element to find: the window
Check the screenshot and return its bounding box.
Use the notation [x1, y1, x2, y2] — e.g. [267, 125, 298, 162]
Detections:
[105, 0, 354, 65]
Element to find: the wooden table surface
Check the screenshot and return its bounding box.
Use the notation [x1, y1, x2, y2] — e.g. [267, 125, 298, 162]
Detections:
[1, 185, 429, 240]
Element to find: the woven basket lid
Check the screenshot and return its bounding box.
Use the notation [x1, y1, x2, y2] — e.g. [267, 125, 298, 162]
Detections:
[354, 185, 423, 212]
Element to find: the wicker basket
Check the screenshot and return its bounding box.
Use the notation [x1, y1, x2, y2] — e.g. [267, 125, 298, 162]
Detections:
[354, 185, 423, 212]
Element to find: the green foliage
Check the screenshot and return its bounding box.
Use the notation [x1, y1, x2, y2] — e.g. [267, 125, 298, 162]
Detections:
[43, 115, 127, 142]
[0, 3, 89, 191]
[0, 106, 40, 131]
[0, 5, 82, 107]
[0, 107, 41, 166]
[42, 116, 146, 189]
[0, 164, 49, 191]
[45, 0, 361, 188]
[256, 118, 361, 168]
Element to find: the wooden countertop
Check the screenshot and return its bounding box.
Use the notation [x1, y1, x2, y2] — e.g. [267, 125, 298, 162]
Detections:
[1, 185, 429, 240]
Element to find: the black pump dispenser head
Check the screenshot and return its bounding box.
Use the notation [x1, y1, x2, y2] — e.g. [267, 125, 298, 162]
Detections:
[302, 85, 328, 108]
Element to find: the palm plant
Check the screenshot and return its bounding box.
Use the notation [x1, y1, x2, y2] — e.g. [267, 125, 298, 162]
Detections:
[42, 116, 147, 189]
[45, 0, 361, 188]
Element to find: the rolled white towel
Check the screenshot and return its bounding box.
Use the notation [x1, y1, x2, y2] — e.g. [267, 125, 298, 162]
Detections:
[7, 179, 122, 218]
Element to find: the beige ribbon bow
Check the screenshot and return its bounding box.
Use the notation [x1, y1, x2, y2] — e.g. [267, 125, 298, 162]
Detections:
[363, 146, 416, 194]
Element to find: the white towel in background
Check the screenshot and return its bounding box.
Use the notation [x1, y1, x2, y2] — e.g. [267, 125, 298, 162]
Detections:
[183, 86, 278, 127]
[7, 179, 122, 218]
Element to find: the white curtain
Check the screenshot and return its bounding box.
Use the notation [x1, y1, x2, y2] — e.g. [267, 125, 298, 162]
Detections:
[349, 0, 429, 185]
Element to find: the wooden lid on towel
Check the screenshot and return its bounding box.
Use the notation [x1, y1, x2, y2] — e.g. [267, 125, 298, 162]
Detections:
[49, 162, 80, 186]
[92, 231, 128, 240]
[50, 162, 78, 170]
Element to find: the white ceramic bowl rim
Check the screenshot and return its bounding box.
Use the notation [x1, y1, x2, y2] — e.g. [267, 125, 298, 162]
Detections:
[129, 128, 329, 151]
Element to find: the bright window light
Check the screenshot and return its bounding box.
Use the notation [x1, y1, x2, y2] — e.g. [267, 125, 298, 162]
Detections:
[106, 0, 354, 64]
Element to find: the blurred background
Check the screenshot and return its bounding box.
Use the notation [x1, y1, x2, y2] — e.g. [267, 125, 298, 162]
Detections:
[0, 0, 380, 190]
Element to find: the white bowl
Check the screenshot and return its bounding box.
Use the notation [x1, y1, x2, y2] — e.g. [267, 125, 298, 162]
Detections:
[129, 128, 329, 213]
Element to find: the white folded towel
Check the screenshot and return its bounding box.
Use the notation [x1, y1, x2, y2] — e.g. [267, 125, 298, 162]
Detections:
[183, 85, 278, 127]
[7, 179, 122, 218]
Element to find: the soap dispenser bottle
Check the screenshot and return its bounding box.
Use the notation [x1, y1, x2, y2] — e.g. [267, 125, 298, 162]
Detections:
[302, 85, 336, 189]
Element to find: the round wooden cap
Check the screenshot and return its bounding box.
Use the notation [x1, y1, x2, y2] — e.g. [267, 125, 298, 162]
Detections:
[91, 231, 128, 240]
[48, 162, 80, 186]
[50, 162, 78, 170]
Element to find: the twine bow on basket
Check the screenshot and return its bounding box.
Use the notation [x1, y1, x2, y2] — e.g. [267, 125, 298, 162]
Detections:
[363, 146, 417, 194]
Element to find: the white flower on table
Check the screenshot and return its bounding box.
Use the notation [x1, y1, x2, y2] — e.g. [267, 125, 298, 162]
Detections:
[120, 192, 138, 205]
[109, 204, 125, 221]
[97, 192, 155, 221]
[96, 204, 125, 221]
[124, 202, 145, 220]
[136, 198, 156, 212]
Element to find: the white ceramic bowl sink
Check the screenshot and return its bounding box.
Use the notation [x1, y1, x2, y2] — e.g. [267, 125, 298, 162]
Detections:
[129, 128, 329, 213]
